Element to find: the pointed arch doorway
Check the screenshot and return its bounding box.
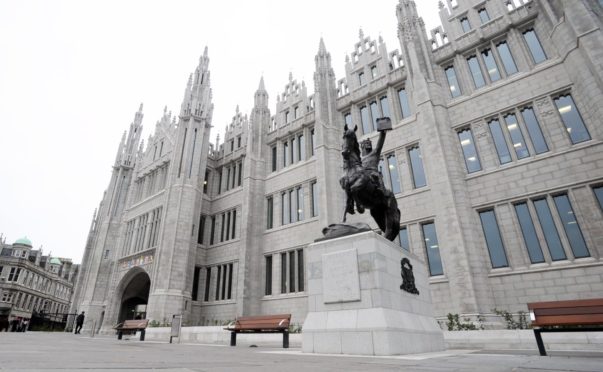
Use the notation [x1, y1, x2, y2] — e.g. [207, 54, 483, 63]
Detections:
[118, 268, 150, 322]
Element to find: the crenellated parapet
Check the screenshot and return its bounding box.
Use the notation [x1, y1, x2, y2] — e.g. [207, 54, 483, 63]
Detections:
[271, 73, 314, 134]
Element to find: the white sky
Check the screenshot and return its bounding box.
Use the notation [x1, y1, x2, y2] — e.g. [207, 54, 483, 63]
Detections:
[0, 0, 442, 263]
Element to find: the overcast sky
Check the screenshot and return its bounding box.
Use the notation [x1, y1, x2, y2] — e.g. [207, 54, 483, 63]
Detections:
[0, 0, 442, 263]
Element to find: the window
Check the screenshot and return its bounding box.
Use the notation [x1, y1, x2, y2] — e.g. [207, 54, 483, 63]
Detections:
[359, 72, 365, 85]
[408, 146, 426, 188]
[360, 106, 371, 134]
[386, 154, 401, 194]
[210, 216, 215, 245]
[554, 94, 590, 144]
[294, 106, 299, 119]
[280, 252, 287, 293]
[380, 96, 390, 118]
[192, 267, 200, 301]
[291, 137, 297, 163]
[311, 181, 319, 217]
[280, 249, 304, 294]
[289, 189, 295, 223]
[523, 29, 547, 64]
[281, 192, 289, 225]
[594, 186, 603, 211]
[520, 107, 548, 154]
[296, 187, 304, 221]
[220, 213, 226, 242]
[496, 41, 518, 75]
[398, 88, 411, 118]
[298, 249, 305, 292]
[478, 8, 490, 24]
[399, 227, 410, 251]
[231, 210, 236, 239]
[237, 136, 241, 148]
[203, 170, 209, 194]
[460, 17, 471, 33]
[467, 55, 485, 88]
[298, 134, 305, 161]
[371, 65, 378, 79]
[265, 256, 272, 295]
[230, 140, 234, 152]
[283, 141, 289, 167]
[237, 161, 242, 186]
[344, 113, 352, 127]
[533, 198, 566, 261]
[370, 101, 380, 130]
[489, 119, 512, 164]
[481, 49, 501, 82]
[458, 128, 481, 173]
[514, 203, 545, 264]
[204, 268, 211, 301]
[310, 128, 315, 156]
[479, 210, 509, 268]
[553, 194, 589, 258]
[503, 113, 529, 159]
[217, 168, 222, 194]
[445, 66, 461, 97]
[285, 110, 291, 123]
[271, 146, 277, 172]
[422, 222, 443, 276]
[266, 197, 274, 229]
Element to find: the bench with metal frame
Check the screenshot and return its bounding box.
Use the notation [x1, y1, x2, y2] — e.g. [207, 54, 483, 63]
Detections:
[528, 298, 603, 356]
[114, 319, 149, 341]
[224, 314, 291, 348]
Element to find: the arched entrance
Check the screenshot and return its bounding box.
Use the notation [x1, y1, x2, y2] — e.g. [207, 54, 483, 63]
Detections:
[118, 269, 150, 322]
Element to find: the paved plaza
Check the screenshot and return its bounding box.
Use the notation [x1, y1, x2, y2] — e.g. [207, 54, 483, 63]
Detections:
[0, 332, 602, 371]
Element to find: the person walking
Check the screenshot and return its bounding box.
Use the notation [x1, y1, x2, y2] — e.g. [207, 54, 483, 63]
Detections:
[75, 311, 85, 334]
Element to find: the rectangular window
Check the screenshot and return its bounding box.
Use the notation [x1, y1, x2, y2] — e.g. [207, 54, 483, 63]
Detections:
[371, 65, 378, 79]
[467, 55, 486, 88]
[296, 187, 304, 221]
[478, 8, 490, 24]
[399, 227, 410, 251]
[460, 17, 471, 33]
[594, 186, 603, 211]
[489, 119, 512, 164]
[458, 128, 481, 172]
[380, 96, 390, 118]
[271, 146, 277, 172]
[281, 192, 289, 225]
[265, 256, 272, 295]
[481, 49, 500, 82]
[220, 213, 226, 242]
[520, 107, 548, 154]
[479, 210, 509, 268]
[221, 264, 227, 300]
[289, 189, 295, 223]
[217, 168, 222, 194]
[215, 266, 221, 301]
[370, 101, 380, 132]
[297, 249, 304, 292]
[237, 161, 242, 186]
[266, 196, 274, 229]
[237, 136, 241, 148]
[496, 41, 518, 75]
[310, 128, 315, 156]
[289, 251, 296, 292]
[285, 110, 291, 123]
[8, 267, 16, 281]
[283, 142, 289, 167]
[192, 267, 200, 301]
[203, 170, 209, 194]
[298, 134, 305, 161]
[358, 72, 365, 85]
[553, 194, 589, 258]
[445, 66, 461, 97]
[386, 154, 401, 194]
[210, 216, 215, 245]
[523, 29, 547, 64]
[554, 94, 590, 144]
[204, 268, 211, 301]
[360, 106, 371, 134]
[344, 113, 352, 127]
[281, 252, 287, 293]
[398, 88, 411, 118]
[503, 113, 529, 159]
[514, 203, 545, 263]
[291, 137, 297, 163]
[226, 168, 231, 191]
[231, 209, 236, 239]
[533, 198, 566, 261]
[294, 106, 299, 119]
[197, 215, 206, 244]
[227, 263, 233, 299]
[422, 222, 444, 276]
[311, 181, 319, 217]
[408, 146, 427, 188]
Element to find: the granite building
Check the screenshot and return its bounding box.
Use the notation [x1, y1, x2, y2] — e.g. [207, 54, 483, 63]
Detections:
[71, 0, 603, 332]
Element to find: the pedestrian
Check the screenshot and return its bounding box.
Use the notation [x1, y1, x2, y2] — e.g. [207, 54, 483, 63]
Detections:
[22, 320, 28, 332]
[75, 311, 85, 334]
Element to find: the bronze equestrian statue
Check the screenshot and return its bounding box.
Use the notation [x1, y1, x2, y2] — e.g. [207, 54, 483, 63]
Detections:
[339, 118, 400, 241]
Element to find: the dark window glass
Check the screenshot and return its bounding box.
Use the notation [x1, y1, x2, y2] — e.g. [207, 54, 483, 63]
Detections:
[594, 186, 603, 211]
[299, 134, 305, 161]
[227, 263, 233, 299]
[479, 210, 509, 268]
[370, 101, 380, 130]
[445, 66, 461, 97]
[217, 168, 222, 194]
[204, 267, 211, 301]
[371, 65, 378, 79]
[282, 192, 289, 225]
[514, 203, 545, 264]
[467, 55, 486, 88]
[360, 106, 371, 134]
[210, 216, 215, 245]
[408, 146, 427, 188]
[533, 198, 566, 261]
[311, 181, 319, 217]
[231, 209, 236, 239]
[460, 17, 471, 33]
[458, 129, 481, 173]
[496, 41, 518, 75]
[422, 222, 444, 276]
[221, 213, 226, 242]
[289, 189, 295, 223]
[297, 249, 304, 292]
[359, 72, 365, 85]
[398, 88, 411, 118]
[192, 267, 200, 301]
[203, 170, 209, 194]
[291, 137, 297, 163]
[503, 114, 529, 159]
[478, 8, 490, 24]
[489, 119, 512, 164]
[221, 264, 227, 300]
[265, 256, 272, 295]
[553, 194, 589, 258]
[386, 154, 401, 194]
[283, 142, 288, 167]
[380, 96, 390, 118]
[281, 252, 287, 293]
[289, 251, 296, 292]
[271, 146, 277, 172]
[267, 197, 273, 229]
[520, 107, 548, 154]
[481, 49, 501, 82]
[215, 266, 221, 300]
[399, 227, 410, 251]
[554, 95, 590, 144]
[237, 161, 242, 186]
[523, 29, 547, 64]
[310, 128, 315, 156]
[198, 215, 206, 244]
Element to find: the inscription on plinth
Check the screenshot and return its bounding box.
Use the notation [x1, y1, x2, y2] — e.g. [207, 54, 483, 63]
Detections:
[322, 248, 360, 304]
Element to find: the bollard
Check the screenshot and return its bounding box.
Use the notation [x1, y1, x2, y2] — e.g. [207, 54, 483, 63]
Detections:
[90, 320, 96, 338]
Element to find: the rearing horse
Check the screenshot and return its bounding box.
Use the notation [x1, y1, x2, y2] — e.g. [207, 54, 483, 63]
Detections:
[340, 124, 400, 241]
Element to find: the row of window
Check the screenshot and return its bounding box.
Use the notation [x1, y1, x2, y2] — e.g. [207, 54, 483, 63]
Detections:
[458, 93, 590, 173]
[198, 208, 238, 246]
[227, 135, 242, 153]
[266, 181, 319, 229]
[0, 266, 70, 299]
[194, 262, 234, 302]
[122, 207, 163, 257]
[445, 28, 546, 98]
[0, 290, 69, 314]
[479, 187, 602, 269]
[216, 160, 243, 194]
[343, 88, 411, 137]
[133, 164, 168, 204]
[270, 128, 315, 172]
[264, 249, 305, 296]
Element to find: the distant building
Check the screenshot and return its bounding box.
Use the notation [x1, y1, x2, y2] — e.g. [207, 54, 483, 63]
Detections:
[0, 236, 79, 331]
[72, 0, 603, 333]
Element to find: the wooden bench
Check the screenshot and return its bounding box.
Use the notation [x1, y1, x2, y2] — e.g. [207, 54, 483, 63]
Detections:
[114, 319, 149, 341]
[528, 299, 603, 356]
[224, 314, 291, 348]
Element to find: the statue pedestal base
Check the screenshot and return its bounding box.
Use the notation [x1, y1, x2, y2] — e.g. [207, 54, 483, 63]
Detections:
[302, 231, 444, 355]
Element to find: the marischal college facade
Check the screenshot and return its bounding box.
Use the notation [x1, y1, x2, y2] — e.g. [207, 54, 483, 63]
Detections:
[72, 0, 603, 332]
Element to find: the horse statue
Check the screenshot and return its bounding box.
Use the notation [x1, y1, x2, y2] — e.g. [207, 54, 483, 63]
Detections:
[339, 119, 400, 241]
